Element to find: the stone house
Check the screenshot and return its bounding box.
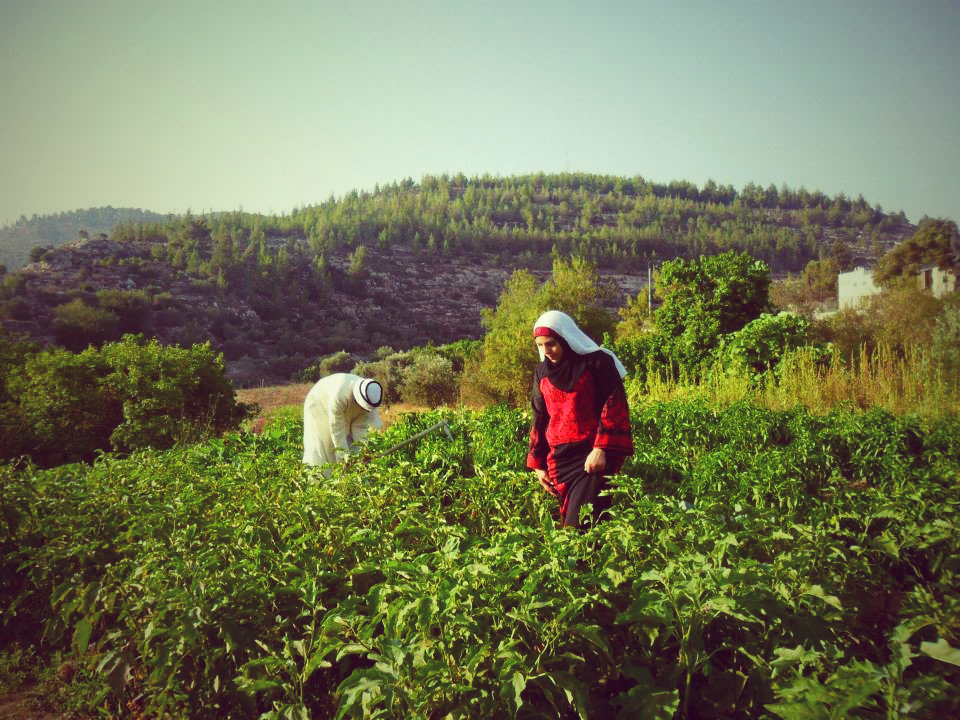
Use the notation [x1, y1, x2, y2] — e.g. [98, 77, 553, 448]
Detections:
[917, 265, 958, 297]
[837, 267, 881, 309]
[838, 265, 957, 309]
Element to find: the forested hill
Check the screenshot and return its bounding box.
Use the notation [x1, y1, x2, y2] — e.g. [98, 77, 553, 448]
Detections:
[0, 207, 170, 271]
[0, 172, 919, 386]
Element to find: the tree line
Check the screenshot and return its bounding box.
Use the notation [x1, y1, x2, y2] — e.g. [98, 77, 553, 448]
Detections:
[93, 171, 915, 286]
[0, 172, 943, 389]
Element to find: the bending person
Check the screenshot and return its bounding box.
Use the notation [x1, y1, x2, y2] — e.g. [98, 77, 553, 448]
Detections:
[303, 373, 383, 471]
[526, 310, 633, 528]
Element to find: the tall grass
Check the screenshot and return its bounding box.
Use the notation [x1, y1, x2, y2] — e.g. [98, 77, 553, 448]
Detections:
[632, 343, 960, 417]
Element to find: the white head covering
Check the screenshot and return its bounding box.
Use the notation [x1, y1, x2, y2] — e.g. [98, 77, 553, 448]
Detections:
[533, 310, 628, 379]
[353, 378, 383, 411]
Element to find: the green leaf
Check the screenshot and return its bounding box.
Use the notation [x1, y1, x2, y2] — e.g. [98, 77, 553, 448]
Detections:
[336, 643, 371, 660]
[771, 645, 823, 668]
[892, 615, 935, 644]
[611, 666, 679, 720]
[800, 584, 842, 610]
[73, 618, 93, 657]
[80, 581, 101, 615]
[511, 670, 527, 711]
[549, 670, 591, 719]
[704, 596, 757, 623]
[921, 638, 960, 667]
[279, 705, 310, 720]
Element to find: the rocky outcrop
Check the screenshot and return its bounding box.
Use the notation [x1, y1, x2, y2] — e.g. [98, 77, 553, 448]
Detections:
[2, 237, 644, 386]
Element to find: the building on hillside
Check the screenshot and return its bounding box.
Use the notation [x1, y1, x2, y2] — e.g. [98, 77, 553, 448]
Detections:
[838, 265, 958, 310]
[838, 267, 881, 309]
[917, 265, 958, 297]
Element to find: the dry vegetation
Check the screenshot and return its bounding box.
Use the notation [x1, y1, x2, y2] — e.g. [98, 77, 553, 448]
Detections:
[237, 383, 429, 433]
[237, 382, 313, 418]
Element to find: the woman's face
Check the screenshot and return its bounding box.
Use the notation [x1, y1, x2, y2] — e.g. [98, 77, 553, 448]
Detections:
[535, 335, 564, 364]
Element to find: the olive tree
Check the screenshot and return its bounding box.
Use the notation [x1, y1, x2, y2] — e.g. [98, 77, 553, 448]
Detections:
[874, 218, 959, 284]
[473, 257, 618, 406]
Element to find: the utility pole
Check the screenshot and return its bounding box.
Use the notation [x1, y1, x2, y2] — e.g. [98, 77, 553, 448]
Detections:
[648, 263, 653, 315]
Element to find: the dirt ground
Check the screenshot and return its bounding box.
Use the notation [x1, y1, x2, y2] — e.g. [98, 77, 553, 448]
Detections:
[0, 691, 67, 720]
[236, 383, 427, 430]
[236, 382, 313, 418]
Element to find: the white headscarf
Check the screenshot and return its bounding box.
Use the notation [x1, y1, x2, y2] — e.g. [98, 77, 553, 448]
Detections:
[533, 310, 627, 378]
[353, 378, 382, 411]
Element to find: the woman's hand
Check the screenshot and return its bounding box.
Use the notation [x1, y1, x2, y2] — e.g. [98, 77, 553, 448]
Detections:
[584, 447, 607, 474]
[535, 468, 557, 496]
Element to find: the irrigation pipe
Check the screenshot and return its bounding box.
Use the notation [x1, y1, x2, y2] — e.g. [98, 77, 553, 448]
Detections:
[376, 420, 454, 457]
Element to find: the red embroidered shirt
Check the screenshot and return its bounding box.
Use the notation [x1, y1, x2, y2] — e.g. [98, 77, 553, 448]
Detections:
[526, 351, 633, 472]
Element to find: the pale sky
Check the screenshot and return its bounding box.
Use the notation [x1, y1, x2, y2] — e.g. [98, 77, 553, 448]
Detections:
[1, 0, 958, 228]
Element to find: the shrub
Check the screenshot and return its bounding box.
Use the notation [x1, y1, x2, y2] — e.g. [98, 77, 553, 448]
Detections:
[399, 352, 458, 407]
[2, 273, 27, 297]
[718, 311, 812, 378]
[95, 288, 152, 334]
[12, 346, 122, 465]
[4, 335, 254, 466]
[51, 299, 121, 351]
[299, 350, 355, 381]
[28, 246, 51, 263]
[100, 335, 253, 453]
[654, 251, 772, 377]
[474, 258, 617, 406]
[607, 332, 671, 382]
[0, 332, 40, 461]
[351, 352, 414, 405]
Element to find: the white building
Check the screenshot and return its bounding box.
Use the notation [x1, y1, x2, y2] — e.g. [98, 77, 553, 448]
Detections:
[917, 266, 958, 297]
[838, 265, 958, 309]
[837, 267, 881, 309]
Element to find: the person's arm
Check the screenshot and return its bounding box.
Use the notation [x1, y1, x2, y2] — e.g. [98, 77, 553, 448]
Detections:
[526, 372, 556, 493]
[329, 391, 353, 460]
[588, 357, 633, 473]
[350, 409, 381, 445]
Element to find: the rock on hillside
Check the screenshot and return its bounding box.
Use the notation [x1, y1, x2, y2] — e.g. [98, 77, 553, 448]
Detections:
[1, 235, 643, 386]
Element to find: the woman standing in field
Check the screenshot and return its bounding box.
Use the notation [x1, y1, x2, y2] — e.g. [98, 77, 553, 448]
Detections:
[526, 310, 634, 528]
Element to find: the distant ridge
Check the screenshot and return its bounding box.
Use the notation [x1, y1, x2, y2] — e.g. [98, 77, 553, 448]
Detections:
[0, 173, 924, 386]
[0, 207, 172, 270]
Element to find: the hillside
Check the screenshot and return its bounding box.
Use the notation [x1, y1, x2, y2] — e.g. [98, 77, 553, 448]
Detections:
[0, 173, 919, 386]
[4, 233, 522, 385]
[0, 207, 170, 271]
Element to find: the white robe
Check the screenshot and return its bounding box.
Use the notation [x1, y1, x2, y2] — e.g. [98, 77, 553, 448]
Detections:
[302, 373, 382, 468]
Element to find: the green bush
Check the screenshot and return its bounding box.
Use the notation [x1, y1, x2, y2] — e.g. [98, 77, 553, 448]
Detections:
[718, 311, 812, 379]
[12, 347, 122, 465]
[3, 334, 254, 466]
[351, 351, 413, 405]
[0, 331, 40, 461]
[299, 350, 356, 381]
[51, 298, 121, 351]
[607, 332, 671, 381]
[99, 335, 253, 453]
[399, 352, 458, 407]
[654, 251, 772, 377]
[475, 257, 617, 406]
[95, 288, 152, 335]
[931, 304, 960, 390]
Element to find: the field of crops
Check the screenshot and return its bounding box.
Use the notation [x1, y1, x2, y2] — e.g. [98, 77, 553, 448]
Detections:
[3, 400, 960, 719]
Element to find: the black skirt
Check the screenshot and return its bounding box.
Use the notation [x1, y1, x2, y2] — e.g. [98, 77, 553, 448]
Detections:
[550, 441, 612, 528]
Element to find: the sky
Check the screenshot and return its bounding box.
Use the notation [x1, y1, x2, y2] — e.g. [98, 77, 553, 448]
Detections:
[1, 0, 958, 228]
